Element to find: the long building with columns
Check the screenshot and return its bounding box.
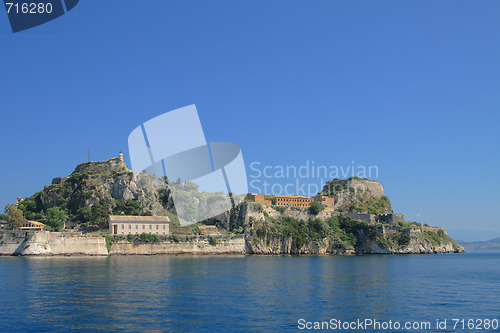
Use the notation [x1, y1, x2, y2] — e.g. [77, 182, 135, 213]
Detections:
[247, 193, 334, 209]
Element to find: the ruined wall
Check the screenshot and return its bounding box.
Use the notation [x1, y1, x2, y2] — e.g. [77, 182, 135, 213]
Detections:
[378, 213, 404, 225]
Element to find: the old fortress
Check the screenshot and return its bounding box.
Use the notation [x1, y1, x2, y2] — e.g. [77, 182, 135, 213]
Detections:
[247, 193, 334, 209]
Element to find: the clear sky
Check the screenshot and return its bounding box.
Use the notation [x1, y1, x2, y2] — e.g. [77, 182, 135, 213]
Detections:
[1, 0, 499, 241]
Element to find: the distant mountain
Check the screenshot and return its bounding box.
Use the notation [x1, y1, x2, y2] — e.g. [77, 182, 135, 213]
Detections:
[460, 237, 500, 251]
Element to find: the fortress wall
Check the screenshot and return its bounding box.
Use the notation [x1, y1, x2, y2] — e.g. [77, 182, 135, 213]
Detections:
[0, 230, 27, 255]
[378, 213, 404, 225]
[0, 231, 108, 256]
[339, 212, 376, 223]
[422, 225, 447, 235]
[109, 235, 246, 255]
[1, 231, 245, 256]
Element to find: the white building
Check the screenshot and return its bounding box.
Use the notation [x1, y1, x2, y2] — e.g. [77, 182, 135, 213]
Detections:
[109, 215, 170, 235]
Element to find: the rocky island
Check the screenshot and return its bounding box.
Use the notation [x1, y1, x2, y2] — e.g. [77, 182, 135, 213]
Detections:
[0, 156, 464, 256]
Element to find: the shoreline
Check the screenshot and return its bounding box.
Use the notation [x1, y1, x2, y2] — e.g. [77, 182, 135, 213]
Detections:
[1, 252, 466, 257]
[0, 229, 464, 257]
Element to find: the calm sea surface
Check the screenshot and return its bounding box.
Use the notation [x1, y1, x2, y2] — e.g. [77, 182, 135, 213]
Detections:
[0, 252, 499, 332]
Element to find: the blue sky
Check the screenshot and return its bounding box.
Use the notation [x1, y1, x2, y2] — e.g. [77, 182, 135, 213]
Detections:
[1, 1, 499, 241]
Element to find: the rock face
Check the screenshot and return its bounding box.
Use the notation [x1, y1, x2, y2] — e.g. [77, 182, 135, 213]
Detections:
[27, 158, 237, 227]
[245, 234, 355, 255]
[209, 202, 464, 255]
[353, 224, 464, 254]
[320, 177, 392, 214]
[29, 158, 175, 225]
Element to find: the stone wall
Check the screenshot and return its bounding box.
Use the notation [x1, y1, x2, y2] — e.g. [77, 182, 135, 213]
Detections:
[0, 230, 108, 256]
[109, 235, 245, 255]
[0, 231, 245, 256]
[422, 225, 447, 235]
[337, 212, 377, 223]
[378, 213, 404, 225]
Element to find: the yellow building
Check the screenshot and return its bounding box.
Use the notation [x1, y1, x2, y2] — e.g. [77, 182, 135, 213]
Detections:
[198, 225, 219, 235]
[275, 195, 312, 208]
[109, 215, 170, 235]
[247, 193, 334, 209]
[19, 221, 46, 230]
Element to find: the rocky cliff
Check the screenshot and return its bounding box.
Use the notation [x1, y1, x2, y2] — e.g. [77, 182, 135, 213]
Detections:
[18, 158, 175, 229]
[20, 157, 234, 229]
[14, 158, 464, 255]
[320, 177, 392, 214]
[209, 203, 464, 255]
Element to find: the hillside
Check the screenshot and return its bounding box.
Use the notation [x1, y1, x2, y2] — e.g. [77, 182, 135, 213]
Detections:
[17, 157, 176, 229]
[460, 237, 500, 251]
[12, 157, 464, 255]
[319, 177, 392, 214]
[210, 202, 464, 255]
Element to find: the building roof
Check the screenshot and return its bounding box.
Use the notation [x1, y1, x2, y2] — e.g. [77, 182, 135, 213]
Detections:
[26, 221, 46, 226]
[198, 225, 217, 230]
[109, 215, 170, 222]
[273, 195, 311, 199]
[251, 193, 331, 199]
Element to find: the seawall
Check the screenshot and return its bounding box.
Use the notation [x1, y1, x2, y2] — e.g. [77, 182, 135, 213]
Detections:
[109, 235, 246, 255]
[0, 231, 246, 256]
[0, 230, 108, 256]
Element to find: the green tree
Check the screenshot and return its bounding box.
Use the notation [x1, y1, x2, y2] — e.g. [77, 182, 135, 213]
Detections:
[113, 199, 141, 215]
[5, 204, 24, 229]
[398, 233, 411, 247]
[91, 200, 109, 229]
[183, 181, 200, 192]
[45, 207, 67, 231]
[76, 206, 93, 225]
[309, 201, 323, 215]
[17, 195, 39, 220]
[138, 233, 158, 243]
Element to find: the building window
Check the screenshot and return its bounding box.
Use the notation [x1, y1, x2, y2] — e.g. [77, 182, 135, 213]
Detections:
[143, 225, 145, 229]
[149, 225, 152, 229]
[156, 225, 159, 230]
[129, 224, 131, 229]
[163, 225, 165, 230]
[121, 224, 124, 229]
[136, 225, 138, 229]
